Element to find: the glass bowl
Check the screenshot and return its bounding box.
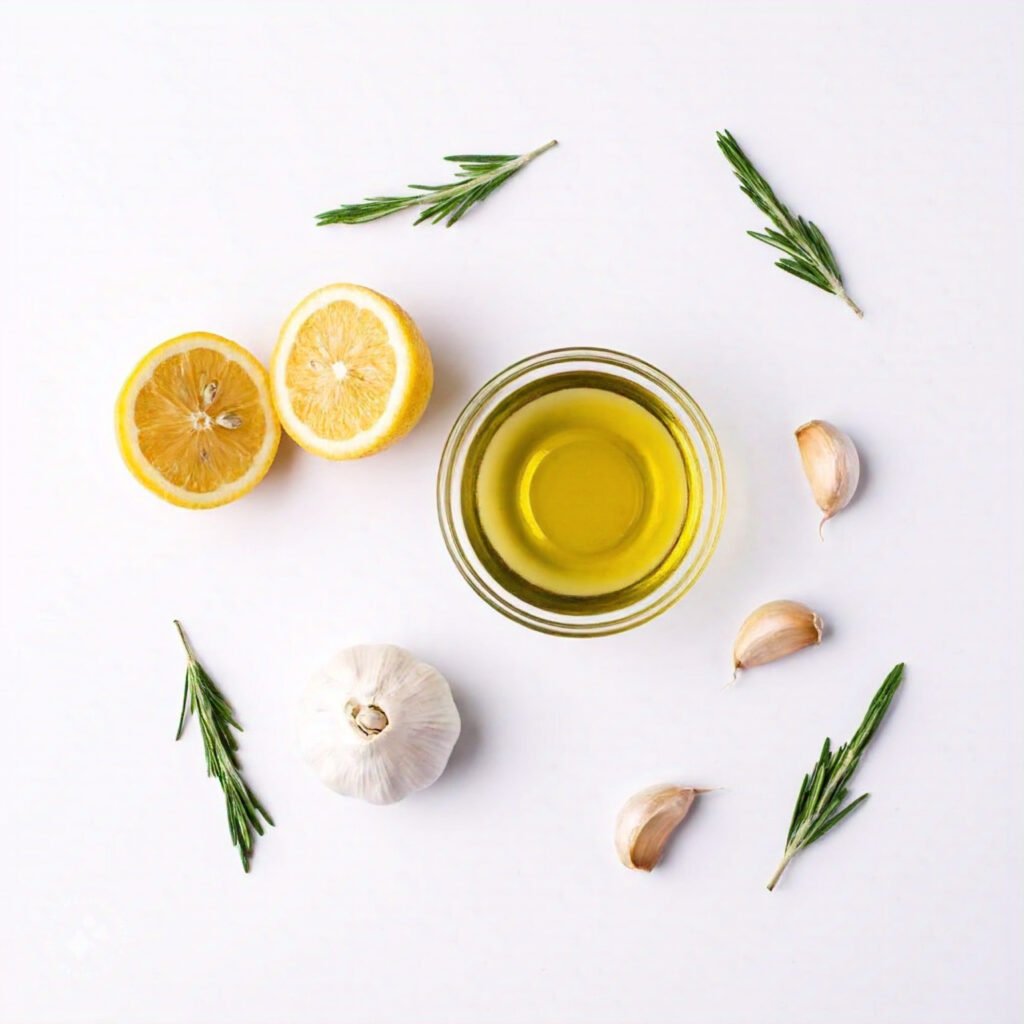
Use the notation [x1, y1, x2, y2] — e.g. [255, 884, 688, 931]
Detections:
[437, 348, 725, 637]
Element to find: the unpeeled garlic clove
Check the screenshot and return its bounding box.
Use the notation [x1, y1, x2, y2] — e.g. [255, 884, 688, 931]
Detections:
[615, 784, 702, 871]
[732, 599, 823, 677]
[795, 420, 860, 538]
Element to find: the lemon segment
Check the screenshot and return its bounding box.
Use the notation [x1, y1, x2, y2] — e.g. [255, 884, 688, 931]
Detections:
[270, 284, 433, 459]
[116, 333, 280, 508]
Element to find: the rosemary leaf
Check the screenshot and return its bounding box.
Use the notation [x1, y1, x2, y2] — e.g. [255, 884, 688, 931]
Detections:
[316, 139, 557, 228]
[173, 620, 272, 873]
[717, 129, 863, 317]
[768, 663, 905, 890]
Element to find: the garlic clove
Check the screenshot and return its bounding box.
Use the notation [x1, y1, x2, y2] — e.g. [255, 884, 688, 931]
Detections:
[795, 420, 861, 538]
[615, 784, 701, 871]
[732, 599, 823, 677]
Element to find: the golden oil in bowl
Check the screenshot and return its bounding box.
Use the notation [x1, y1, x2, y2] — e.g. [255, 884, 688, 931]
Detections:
[459, 371, 702, 614]
[438, 348, 725, 636]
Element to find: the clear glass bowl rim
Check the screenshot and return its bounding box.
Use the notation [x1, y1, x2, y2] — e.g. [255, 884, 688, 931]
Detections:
[437, 347, 726, 637]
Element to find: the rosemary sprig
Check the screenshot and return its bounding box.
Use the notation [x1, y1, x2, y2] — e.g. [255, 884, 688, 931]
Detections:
[768, 662, 905, 890]
[174, 620, 273, 872]
[716, 129, 863, 318]
[315, 139, 558, 227]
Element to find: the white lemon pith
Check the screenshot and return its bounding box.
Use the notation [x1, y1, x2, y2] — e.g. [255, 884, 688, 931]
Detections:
[116, 333, 280, 509]
[270, 284, 433, 459]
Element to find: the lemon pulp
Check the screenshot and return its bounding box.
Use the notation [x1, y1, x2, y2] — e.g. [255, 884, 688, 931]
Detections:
[462, 372, 701, 612]
[116, 333, 279, 509]
[283, 300, 397, 441]
[271, 284, 433, 460]
[135, 346, 267, 491]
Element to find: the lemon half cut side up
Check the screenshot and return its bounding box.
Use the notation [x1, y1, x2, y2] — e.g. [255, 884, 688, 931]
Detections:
[116, 333, 281, 509]
[270, 284, 433, 460]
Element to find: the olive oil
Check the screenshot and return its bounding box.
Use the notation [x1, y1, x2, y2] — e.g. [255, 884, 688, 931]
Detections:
[461, 371, 702, 614]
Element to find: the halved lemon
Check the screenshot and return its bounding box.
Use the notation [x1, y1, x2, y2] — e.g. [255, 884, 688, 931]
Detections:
[116, 333, 280, 509]
[270, 284, 433, 459]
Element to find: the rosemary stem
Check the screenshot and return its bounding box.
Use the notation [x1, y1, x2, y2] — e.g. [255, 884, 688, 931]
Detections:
[768, 821, 808, 891]
[465, 139, 557, 193]
[766, 851, 793, 891]
[174, 618, 197, 663]
[523, 139, 559, 163]
[837, 286, 864, 319]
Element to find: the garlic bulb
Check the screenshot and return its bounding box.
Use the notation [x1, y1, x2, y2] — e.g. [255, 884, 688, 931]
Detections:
[295, 645, 460, 805]
[615, 784, 702, 871]
[732, 599, 823, 677]
[795, 419, 861, 537]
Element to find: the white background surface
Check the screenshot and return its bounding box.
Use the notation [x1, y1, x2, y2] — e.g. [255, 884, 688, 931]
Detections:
[2, 2, 1022, 1022]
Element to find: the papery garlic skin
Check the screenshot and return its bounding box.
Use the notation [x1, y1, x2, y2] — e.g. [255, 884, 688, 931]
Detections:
[795, 420, 860, 537]
[733, 600, 823, 676]
[295, 645, 460, 805]
[615, 784, 700, 871]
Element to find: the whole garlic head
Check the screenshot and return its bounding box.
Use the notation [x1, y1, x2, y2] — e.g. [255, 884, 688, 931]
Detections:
[295, 645, 461, 805]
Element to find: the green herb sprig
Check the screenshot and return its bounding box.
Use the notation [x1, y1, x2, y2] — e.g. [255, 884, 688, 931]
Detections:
[717, 129, 863, 318]
[768, 662, 904, 890]
[174, 620, 273, 872]
[315, 139, 558, 228]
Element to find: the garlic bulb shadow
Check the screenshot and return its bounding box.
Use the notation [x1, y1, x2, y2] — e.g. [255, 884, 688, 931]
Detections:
[427, 680, 481, 787]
